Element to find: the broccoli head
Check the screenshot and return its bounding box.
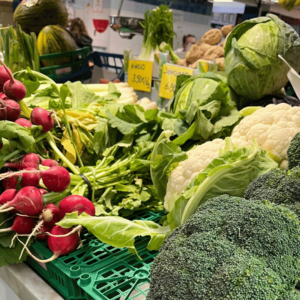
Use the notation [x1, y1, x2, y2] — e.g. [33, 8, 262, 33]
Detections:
[288, 132, 300, 169]
[244, 167, 300, 217]
[147, 195, 300, 300]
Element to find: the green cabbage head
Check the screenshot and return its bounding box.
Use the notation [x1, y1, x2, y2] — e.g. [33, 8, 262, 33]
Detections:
[225, 14, 300, 103]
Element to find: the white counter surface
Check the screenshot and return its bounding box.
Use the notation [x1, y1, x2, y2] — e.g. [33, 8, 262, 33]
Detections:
[0, 263, 63, 300]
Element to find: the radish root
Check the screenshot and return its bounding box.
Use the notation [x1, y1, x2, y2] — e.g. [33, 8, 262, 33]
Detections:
[17, 237, 58, 263]
[46, 225, 82, 237]
[19, 219, 44, 259]
[0, 170, 40, 180]
[0, 206, 15, 213]
[0, 214, 15, 226]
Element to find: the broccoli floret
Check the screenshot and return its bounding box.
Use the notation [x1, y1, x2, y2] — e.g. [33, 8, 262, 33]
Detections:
[244, 167, 300, 217]
[147, 195, 300, 300]
[288, 133, 300, 169]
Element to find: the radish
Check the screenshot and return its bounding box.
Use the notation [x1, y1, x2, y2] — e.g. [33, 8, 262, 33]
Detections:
[31, 107, 54, 132]
[39, 189, 48, 195]
[0, 189, 18, 205]
[41, 159, 59, 167]
[0, 144, 2, 150]
[59, 195, 95, 219]
[21, 225, 80, 263]
[0, 186, 43, 215]
[19, 202, 61, 258]
[42, 203, 60, 229]
[41, 166, 70, 192]
[0, 65, 11, 93]
[0, 60, 26, 101]
[15, 118, 32, 128]
[0, 93, 8, 100]
[2, 174, 19, 190]
[0, 215, 36, 234]
[20, 167, 41, 188]
[0, 100, 21, 121]
[4, 153, 39, 170]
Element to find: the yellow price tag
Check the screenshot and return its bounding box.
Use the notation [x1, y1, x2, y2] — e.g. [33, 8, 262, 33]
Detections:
[128, 60, 153, 92]
[159, 64, 194, 99]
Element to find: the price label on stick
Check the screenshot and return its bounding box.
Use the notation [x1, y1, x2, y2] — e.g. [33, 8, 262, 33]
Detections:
[128, 60, 153, 92]
[159, 64, 193, 99]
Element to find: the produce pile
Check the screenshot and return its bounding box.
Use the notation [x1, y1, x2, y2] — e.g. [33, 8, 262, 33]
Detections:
[177, 25, 234, 71]
[1, 11, 300, 300]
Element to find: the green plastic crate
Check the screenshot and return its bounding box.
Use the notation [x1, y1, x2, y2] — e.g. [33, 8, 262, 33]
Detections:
[26, 210, 164, 300]
[77, 247, 157, 300]
[39, 47, 90, 82]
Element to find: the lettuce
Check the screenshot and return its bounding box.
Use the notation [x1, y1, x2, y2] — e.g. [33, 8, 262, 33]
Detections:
[58, 137, 278, 254]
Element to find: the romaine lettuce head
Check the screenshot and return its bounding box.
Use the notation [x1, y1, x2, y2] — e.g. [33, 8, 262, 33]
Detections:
[225, 14, 300, 104]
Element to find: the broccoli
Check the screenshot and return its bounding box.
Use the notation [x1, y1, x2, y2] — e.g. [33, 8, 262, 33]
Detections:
[147, 195, 300, 300]
[244, 167, 300, 216]
[288, 132, 300, 169]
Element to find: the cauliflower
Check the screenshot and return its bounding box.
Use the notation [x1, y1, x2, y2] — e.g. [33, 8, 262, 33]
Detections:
[231, 103, 300, 169]
[165, 139, 225, 211]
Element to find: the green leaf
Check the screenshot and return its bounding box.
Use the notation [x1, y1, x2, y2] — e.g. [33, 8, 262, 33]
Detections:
[150, 131, 188, 201]
[105, 83, 121, 101]
[57, 212, 171, 255]
[0, 237, 33, 268]
[0, 121, 35, 153]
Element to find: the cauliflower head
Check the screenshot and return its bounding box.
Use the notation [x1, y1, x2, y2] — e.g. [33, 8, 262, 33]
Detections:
[231, 103, 300, 169]
[165, 139, 225, 211]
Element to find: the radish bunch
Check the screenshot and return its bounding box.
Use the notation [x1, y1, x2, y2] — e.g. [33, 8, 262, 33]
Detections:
[0, 60, 26, 122]
[0, 61, 54, 132]
[2, 154, 70, 193]
[20, 195, 95, 263]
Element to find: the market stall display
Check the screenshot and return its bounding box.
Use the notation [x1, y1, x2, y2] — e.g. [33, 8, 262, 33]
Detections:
[1, 6, 300, 300]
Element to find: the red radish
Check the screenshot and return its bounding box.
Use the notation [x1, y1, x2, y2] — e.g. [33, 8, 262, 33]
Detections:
[41, 159, 59, 167]
[0, 60, 26, 101]
[20, 167, 41, 188]
[0, 189, 18, 205]
[2, 174, 19, 190]
[39, 189, 48, 195]
[42, 203, 60, 228]
[0, 93, 8, 100]
[4, 153, 39, 170]
[31, 107, 54, 132]
[0, 144, 2, 150]
[15, 118, 32, 128]
[0, 186, 43, 215]
[0, 65, 11, 92]
[59, 195, 95, 219]
[24, 225, 80, 263]
[0, 100, 21, 121]
[37, 225, 50, 240]
[0, 215, 36, 234]
[41, 166, 70, 192]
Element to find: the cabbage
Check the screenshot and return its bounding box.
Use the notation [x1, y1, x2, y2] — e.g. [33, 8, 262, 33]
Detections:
[225, 14, 300, 105]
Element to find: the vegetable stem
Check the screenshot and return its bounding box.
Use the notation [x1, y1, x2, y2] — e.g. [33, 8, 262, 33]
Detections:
[46, 132, 80, 175]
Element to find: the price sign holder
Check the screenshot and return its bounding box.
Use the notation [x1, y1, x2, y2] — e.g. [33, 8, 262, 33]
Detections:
[128, 60, 153, 92]
[159, 64, 194, 99]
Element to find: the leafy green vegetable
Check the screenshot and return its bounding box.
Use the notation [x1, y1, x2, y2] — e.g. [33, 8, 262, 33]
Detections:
[59, 138, 277, 254]
[138, 5, 175, 61]
[165, 73, 242, 146]
[57, 212, 170, 256]
[225, 13, 300, 105]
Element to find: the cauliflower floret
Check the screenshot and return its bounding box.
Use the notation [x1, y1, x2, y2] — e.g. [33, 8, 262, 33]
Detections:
[231, 103, 300, 169]
[165, 139, 225, 211]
